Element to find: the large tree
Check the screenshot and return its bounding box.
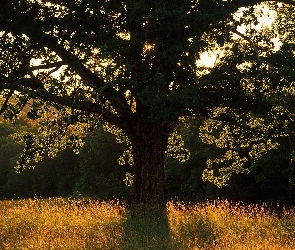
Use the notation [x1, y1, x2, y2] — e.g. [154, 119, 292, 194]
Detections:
[1, 0, 295, 206]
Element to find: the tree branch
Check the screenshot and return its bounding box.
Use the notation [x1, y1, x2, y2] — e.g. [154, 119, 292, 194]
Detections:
[0, 89, 13, 115]
[231, 29, 261, 61]
[0, 77, 129, 130]
[0, 77, 43, 90]
[23, 28, 134, 122]
[30, 61, 65, 71]
[231, 29, 277, 72]
[24, 29, 103, 90]
[36, 89, 127, 130]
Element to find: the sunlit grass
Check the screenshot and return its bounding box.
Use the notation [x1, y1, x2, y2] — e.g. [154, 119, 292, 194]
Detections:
[0, 198, 125, 249]
[0, 198, 294, 249]
[168, 200, 295, 249]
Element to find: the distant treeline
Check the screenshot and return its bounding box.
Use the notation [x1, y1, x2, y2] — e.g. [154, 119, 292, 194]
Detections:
[0, 121, 294, 205]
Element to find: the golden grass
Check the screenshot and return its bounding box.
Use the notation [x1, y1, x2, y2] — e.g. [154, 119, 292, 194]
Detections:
[0, 198, 125, 249]
[168, 200, 295, 250]
[0, 198, 294, 249]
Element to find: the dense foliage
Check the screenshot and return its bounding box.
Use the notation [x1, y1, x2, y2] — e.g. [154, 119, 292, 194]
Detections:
[1, 1, 295, 205]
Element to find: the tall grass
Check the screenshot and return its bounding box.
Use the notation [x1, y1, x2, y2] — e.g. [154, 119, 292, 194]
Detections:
[0, 198, 125, 249]
[0, 198, 294, 249]
[168, 200, 295, 249]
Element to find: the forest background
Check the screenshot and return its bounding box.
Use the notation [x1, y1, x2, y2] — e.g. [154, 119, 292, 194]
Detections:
[0, 115, 293, 206]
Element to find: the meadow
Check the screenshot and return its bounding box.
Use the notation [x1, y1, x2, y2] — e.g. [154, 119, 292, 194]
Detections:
[0, 198, 294, 250]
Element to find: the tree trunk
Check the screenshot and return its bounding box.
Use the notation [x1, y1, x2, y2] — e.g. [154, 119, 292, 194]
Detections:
[130, 119, 171, 207]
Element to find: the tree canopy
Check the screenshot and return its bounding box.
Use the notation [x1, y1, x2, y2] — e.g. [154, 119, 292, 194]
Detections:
[1, 0, 295, 205]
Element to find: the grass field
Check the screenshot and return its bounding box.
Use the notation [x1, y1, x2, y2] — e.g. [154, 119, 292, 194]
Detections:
[0, 198, 294, 249]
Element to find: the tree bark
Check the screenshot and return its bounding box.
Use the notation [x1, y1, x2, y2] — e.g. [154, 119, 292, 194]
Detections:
[130, 117, 172, 207]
